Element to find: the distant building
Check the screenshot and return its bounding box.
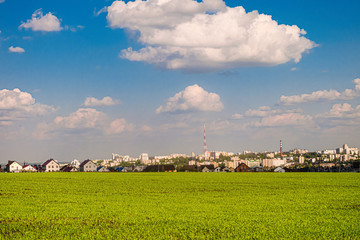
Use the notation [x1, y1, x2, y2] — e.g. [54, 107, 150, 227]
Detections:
[261, 158, 286, 168]
[6, 161, 22, 173]
[61, 166, 77, 172]
[97, 166, 110, 172]
[41, 159, 59, 172]
[252, 166, 264, 172]
[299, 156, 305, 164]
[70, 159, 80, 169]
[274, 167, 285, 173]
[143, 165, 176, 172]
[235, 163, 251, 172]
[22, 165, 37, 172]
[80, 160, 97, 172]
[322, 149, 336, 155]
[200, 165, 215, 172]
[139, 153, 149, 164]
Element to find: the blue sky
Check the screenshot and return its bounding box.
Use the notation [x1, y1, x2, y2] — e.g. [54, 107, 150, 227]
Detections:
[0, 0, 359, 163]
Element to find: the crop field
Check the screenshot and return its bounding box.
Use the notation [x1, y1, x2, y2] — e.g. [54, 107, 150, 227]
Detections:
[0, 173, 359, 239]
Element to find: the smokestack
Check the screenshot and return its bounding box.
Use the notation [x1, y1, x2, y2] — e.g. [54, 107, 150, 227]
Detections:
[280, 140, 283, 157]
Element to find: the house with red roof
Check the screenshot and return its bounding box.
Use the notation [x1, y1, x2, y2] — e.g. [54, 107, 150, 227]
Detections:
[235, 163, 252, 172]
[22, 165, 37, 172]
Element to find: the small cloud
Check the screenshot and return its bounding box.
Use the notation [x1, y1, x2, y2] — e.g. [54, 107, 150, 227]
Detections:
[0, 0, 5, 4]
[83, 96, 120, 107]
[105, 118, 127, 134]
[290, 67, 298, 71]
[156, 84, 224, 114]
[65, 25, 85, 32]
[9, 46, 25, 53]
[231, 113, 243, 119]
[19, 9, 62, 32]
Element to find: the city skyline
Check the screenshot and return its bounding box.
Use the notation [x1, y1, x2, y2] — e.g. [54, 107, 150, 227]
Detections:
[1, 0, 360, 163]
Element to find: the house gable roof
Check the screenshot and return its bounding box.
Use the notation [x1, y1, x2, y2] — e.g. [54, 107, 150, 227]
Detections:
[7, 161, 21, 167]
[80, 159, 95, 167]
[41, 159, 58, 167]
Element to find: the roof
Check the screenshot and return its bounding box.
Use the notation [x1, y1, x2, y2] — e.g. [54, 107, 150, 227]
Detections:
[143, 165, 176, 172]
[23, 165, 35, 168]
[41, 159, 57, 166]
[80, 159, 94, 167]
[62, 166, 75, 172]
[7, 161, 20, 167]
[200, 165, 215, 170]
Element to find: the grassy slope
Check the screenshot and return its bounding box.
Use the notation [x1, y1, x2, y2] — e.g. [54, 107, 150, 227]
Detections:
[0, 173, 359, 239]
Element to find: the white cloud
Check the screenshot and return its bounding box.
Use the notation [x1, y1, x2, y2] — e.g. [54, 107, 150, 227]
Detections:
[245, 106, 301, 117]
[37, 108, 131, 139]
[251, 112, 313, 127]
[0, 0, 5, 4]
[0, 88, 54, 125]
[156, 84, 224, 113]
[317, 103, 360, 119]
[53, 108, 107, 129]
[83, 96, 119, 107]
[9, 46, 25, 53]
[107, 0, 316, 71]
[19, 9, 62, 32]
[231, 113, 243, 119]
[280, 78, 360, 105]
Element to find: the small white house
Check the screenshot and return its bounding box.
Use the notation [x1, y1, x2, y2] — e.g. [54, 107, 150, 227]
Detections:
[97, 166, 110, 172]
[274, 167, 286, 173]
[80, 159, 97, 172]
[22, 165, 37, 172]
[41, 159, 60, 172]
[6, 161, 22, 173]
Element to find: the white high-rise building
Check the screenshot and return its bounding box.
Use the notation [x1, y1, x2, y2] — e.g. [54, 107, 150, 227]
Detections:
[139, 153, 149, 164]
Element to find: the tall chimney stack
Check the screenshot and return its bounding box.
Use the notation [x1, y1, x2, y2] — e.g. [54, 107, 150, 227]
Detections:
[280, 140, 283, 157]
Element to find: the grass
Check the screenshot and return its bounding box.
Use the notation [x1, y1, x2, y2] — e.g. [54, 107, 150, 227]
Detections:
[0, 172, 359, 239]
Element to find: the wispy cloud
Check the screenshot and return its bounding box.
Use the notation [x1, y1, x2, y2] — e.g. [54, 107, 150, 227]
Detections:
[280, 78, 360, 105]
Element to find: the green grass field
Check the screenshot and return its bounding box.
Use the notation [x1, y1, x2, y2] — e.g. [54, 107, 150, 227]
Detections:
[0, 173, 359, 239]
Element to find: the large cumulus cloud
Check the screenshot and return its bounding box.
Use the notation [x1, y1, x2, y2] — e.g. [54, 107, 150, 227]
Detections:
[0, 88, 54, 125]
[107, 0, 316, 71]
